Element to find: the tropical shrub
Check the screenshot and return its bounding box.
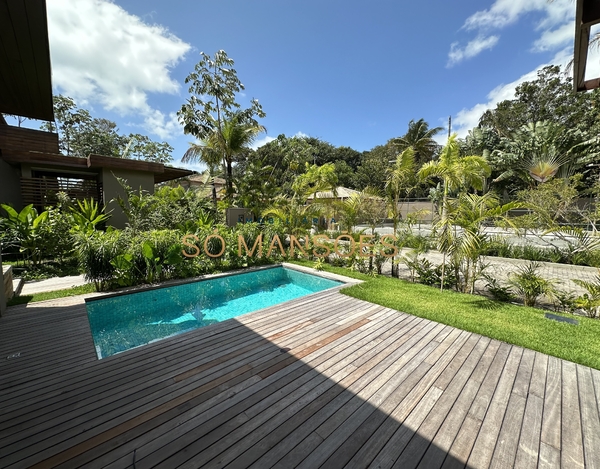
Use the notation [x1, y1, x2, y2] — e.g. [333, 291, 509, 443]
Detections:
[0, 204, 49, 266]
[507, 261, 555, 307]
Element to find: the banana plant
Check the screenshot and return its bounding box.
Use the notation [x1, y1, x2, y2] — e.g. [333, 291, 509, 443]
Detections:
[0, 204, 49, 265]
[141, 241, 182, 283]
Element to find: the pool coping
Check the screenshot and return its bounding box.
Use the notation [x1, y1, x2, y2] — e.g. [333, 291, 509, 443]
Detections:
[84, 262, 361, 304]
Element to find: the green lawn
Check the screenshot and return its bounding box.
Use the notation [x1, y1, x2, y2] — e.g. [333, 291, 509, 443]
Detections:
[291, 260, 600, 370]
[7, 283, 97, 306]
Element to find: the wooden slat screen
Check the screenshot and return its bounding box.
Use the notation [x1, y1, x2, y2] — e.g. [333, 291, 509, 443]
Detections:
[0, 126, 59, 153]
[20, 177, 103, 208]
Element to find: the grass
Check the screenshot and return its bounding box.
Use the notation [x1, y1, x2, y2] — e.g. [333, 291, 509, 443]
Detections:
[7, 283, 97, 306]
[291, 260, 600, 370]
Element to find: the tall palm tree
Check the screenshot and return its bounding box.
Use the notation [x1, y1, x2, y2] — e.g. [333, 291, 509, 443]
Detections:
[392, 118, 444, 166]
[182, 113, 266, 199]
[418, 134, 491, 290]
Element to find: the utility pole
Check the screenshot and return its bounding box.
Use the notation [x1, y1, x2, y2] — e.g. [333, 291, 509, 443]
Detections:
[448, 116, 452, 141]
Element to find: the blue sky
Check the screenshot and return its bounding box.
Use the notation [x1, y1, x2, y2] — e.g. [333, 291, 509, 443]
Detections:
[10, 0, 598, 172]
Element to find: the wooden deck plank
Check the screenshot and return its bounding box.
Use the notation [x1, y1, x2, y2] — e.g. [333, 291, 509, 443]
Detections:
[576, 364, 600, 469]
[146, 319, 444, 468]
[9, 305, 382, 467]
[0, 285, 598, 469]
[541, 355, 562, 452]
[241, 319, 444, 469]
[561, 361, 585, 469]
[466, 345, 522, 469]
[347, 331, 473, 469]
[91, 309, 406, 469]
[99, 311, 409, 469]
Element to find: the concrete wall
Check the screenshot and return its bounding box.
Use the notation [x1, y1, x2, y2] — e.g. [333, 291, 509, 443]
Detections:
[0, 159, 23, 209]
[101, 168, 155, 229]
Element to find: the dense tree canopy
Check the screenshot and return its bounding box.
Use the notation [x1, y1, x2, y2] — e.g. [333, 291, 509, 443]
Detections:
[40, 95, 173, 163]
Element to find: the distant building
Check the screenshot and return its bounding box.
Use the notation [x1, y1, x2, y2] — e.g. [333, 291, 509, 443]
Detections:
[178, 173, 228, 200]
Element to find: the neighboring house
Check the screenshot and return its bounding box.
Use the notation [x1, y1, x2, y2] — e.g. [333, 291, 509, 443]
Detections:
[0, 0, 194, 229]
[178, 173, 227, 200]
[0, 126, 193, 228]
[306, 186, 360, 202]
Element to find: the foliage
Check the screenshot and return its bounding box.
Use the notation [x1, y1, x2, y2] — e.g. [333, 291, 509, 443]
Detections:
[178, 50, 265, 198]
[40, 95, 173, 162]
[391, 118, 443, 166]
[479, 65, 600, 138]
[514, 176, 582, 230]
[418, 134, 491, 290]
[262, 197, 322, 237]
[482, 274, 515, 303]
[449, 193, 521, 293]
[573, 273, 600, 318]
[507, 261, 555, 307]
[115, 181, 215, 232]
[490, 121, 585, 190]
[70, 199, 111, 235]
[75, 229, 122, 291]
[0, 204, 49, 266]
[233, 158, 279, 219]
[354, 143, 396, 191]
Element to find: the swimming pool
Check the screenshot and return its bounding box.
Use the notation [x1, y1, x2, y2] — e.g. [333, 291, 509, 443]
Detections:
[85, 266, 342, 358]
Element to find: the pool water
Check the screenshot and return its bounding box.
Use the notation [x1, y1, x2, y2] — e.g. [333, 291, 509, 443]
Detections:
[86, 267, 341, 358]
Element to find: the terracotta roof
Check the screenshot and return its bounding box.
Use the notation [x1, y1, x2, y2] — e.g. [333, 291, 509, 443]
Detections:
[187, 173, 227, 185]
[306, 186, 360, 200]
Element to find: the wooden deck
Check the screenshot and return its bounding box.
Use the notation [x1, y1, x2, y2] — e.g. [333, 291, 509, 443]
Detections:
[1, 289, 599, 468]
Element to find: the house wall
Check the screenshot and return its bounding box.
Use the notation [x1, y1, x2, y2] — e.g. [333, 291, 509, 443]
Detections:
[0, 159, 23, 209]
[0, 126, 59, 153]
[101, 168, 155, 229]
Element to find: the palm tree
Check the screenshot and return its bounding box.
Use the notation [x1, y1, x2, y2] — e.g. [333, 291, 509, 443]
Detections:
[385, 147, 416, 276]
[182, 113, 265, 200]
[492, 122, 573, 188]
[450, 193, 521, 293]
[385, 147, 416, 232]
[392, 118, 444, 166]
[262, 197, 322, 238]
[418, 134, 491, 290]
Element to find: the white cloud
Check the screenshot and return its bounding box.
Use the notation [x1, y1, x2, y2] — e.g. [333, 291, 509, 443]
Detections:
[447, 35, 499, 67]
[141, 109, 182, 141]
[532, 20, 574, 52]
[452, 68, 542, 138]
[47, 0, 191, 139]
[295, 131, 309, 138]
[251, 135, 275, 150]
[450, 0, 574, 65]
[462, 0, 548, 31]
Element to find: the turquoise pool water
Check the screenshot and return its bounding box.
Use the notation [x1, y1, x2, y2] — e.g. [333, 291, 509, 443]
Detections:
[86, 267, 341, 358]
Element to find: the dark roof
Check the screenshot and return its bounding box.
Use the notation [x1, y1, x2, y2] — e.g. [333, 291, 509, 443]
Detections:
[1, 151, 194, 183]
[0, 0, 54, 121]
[574, 0, 600, 91]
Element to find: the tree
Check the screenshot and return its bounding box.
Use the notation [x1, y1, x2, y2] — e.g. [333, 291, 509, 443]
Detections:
[122, 134, 174, 164]
[178, 50, 266, 199]
[418, 134, 491, 290]
[40, 95, 173, 162]
[234, 158, 279, 220]
[182, 112, 265, 197]
[449, 193, 520, 293]
[392, 118, 443, 167]
[354, 144, 396, 191]
[490, 121, 586, 192]
[479, 65, 600, 137]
